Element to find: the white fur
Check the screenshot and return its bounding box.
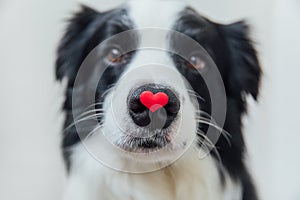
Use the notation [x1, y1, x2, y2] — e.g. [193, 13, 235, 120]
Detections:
[102, 0, 197, 157]
[64, 142, 241, 200]
[128, 0, 186, 29]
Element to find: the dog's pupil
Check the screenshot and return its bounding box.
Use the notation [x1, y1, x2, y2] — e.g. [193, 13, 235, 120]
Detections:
[188, 55, 205, 70]
[108, 48, 122, 63]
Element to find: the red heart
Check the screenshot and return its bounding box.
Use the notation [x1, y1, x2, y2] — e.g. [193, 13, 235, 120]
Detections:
[140, 91, 169, 112]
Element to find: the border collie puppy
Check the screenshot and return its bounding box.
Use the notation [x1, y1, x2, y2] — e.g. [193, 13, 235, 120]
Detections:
[56, 0, 261, 199]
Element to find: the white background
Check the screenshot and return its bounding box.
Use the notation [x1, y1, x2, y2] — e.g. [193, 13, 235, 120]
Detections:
[0, 0, 299, 199]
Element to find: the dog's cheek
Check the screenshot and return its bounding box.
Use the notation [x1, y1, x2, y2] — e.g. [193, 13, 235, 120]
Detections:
[101, 91, 127, 140]
[175, 94, 198, 146]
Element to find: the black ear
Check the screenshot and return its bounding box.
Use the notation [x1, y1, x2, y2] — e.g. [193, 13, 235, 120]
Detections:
[56, 5, 100, 83]
[221, 21, 262, 100]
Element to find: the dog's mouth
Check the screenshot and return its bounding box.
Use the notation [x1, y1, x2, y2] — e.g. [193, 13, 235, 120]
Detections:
[117, 129, 173, 153]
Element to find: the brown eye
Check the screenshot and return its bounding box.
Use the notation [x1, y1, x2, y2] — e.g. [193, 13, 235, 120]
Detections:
[106, 47, 123, 63]
[187, 54, 206, 70]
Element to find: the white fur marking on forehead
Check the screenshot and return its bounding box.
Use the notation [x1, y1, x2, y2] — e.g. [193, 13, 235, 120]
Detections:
[127, 0, 186, 29]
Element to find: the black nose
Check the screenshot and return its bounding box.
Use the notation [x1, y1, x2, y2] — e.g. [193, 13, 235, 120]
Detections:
[127, 84, 180, 129]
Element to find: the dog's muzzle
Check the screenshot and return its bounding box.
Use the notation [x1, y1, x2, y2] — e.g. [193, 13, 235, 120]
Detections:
[127, 83, 180, 130]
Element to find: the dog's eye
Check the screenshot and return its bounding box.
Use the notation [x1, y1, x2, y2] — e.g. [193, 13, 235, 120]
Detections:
[187, 54, 206, 70]
[106, 47, 124, 64]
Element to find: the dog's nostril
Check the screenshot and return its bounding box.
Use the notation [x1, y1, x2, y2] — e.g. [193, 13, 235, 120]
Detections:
[130, 110, 151, 127]
[166, 99, 180, 114]
[127, 84, 180, 128]
[128, 94, 150, 127]
[128, 98, 147, 113]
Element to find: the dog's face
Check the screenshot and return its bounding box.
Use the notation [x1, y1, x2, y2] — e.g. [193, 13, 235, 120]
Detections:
[57, 0, 261, 170]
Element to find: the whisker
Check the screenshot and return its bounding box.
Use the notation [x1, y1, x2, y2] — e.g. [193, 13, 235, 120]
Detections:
[74, 109, 104, 121]
[63, 113, 104, 132]
[101, 84, 116, 98]
[83, 102, 104, 111]
[196, 129, 222, 162]
[187, 90, 205, 102]
[195, 109, 232, 146]
[196, 117, 232, 146]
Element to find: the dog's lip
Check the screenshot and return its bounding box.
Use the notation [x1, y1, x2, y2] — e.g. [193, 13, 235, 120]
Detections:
[137, 139, 164, 149]
[118, 132, 173, 152]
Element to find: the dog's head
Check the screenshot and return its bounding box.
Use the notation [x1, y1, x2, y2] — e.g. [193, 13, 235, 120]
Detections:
[56, 0, 261, 171]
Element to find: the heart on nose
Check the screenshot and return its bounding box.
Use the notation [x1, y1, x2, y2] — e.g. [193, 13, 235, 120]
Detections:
[140, 91, 169, 112]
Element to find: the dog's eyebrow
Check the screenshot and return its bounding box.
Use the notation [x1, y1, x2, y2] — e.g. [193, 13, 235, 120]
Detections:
[176, 7, 209, 26]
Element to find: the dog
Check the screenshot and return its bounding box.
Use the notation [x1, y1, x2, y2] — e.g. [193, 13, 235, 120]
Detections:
[56, 0, 261, 199]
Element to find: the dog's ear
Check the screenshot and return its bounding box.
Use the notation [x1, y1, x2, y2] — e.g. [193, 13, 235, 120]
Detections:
[56, 5, 100, 83]
[220, 21, 262, 100]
